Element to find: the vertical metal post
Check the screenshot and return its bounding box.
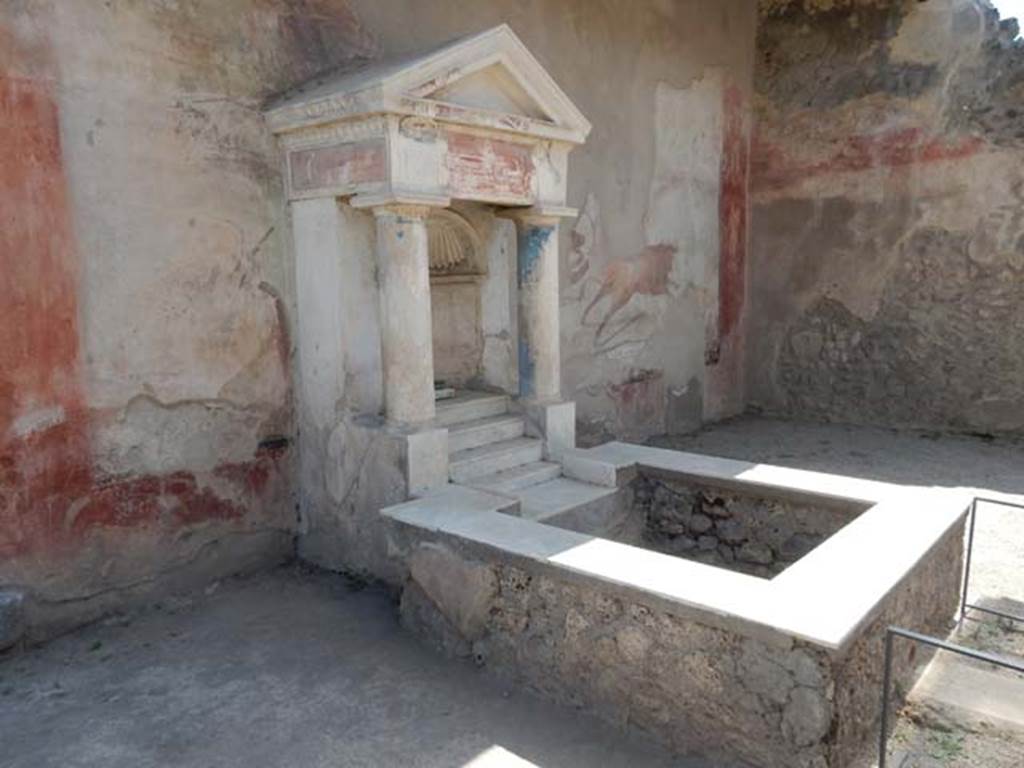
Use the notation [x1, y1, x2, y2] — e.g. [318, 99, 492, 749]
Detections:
[878, 625, 1024, 766]
[878, 629, 895, 768]
[960, 499, 978, 622]
[880, 498, 1024, 766]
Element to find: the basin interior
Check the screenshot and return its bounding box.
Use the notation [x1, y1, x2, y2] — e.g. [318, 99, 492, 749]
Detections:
[551, 469, 872, 578]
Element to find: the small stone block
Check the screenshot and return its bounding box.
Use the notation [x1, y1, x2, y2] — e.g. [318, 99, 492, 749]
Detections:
[405, 427, 449, 496]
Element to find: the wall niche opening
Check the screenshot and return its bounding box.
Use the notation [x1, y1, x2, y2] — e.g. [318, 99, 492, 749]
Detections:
[429, 208, 487, 393]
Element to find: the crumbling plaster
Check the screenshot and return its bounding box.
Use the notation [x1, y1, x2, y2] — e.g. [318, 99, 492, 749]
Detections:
[0, 0, 379, 638]
[748, 0, 1024, 433]
[3, 0, 758, 637]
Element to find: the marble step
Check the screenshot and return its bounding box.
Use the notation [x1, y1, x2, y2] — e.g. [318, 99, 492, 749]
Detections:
[510, 477, 621, 526]
[448, 414, 526, 454]
[449, 437, 543, 484]
[435, 392, 510, 427]
[382, 483, 520, 522]
[467, 461, 563, 495]
[908, 650, 1024, 736]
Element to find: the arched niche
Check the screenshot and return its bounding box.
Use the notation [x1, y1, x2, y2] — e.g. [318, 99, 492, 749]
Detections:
[428, 208, 487, 388]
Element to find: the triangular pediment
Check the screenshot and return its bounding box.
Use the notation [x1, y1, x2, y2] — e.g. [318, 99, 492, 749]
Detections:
[266, 24, 591, 145]
[419, 62, 552, 122]
[388, 24, 591, 141]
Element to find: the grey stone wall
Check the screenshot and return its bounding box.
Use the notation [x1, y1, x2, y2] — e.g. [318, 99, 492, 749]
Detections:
[393, 513, 964, 767]
[748, 0, 1024, 434]
[629, 473, 865, 577]
[400, 545, 836, 768]
[827, 519, 965, 765]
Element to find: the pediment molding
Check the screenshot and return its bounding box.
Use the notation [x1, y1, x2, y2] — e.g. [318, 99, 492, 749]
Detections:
[265, 25, 589, 208]
[265, 24, 591, 145]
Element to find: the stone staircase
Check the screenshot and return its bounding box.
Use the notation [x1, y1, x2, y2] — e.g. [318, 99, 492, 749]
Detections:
[436, 391, 618, 523]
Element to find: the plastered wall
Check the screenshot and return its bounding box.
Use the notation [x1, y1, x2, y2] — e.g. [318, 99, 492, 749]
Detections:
[0, 0, 380, 636]
[1, 0, 756, 633]
[342, 0, 757, 443]
[290, 0, 758, 575]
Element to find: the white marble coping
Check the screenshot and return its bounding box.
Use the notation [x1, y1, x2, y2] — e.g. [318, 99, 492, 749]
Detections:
[383, 445, 971, 653]
[571, 442, 903, 504]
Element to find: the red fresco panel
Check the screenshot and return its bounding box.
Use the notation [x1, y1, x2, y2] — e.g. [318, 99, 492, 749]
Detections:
[289, 139, 386, 193]
[718, 84, 749, 338]
[445, 130, 534, 201]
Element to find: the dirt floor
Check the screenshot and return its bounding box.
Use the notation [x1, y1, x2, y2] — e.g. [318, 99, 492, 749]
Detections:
[0, 565, 696, 768]
[2, 417, 1021, 768]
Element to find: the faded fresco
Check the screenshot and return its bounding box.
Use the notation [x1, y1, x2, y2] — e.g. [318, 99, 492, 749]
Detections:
[0, 0, 756, 633]
[749, 0, 1024, 433]
[564, 73, 751, 441]
[290, 0, 757, 577]
[0, 0, 374, 634]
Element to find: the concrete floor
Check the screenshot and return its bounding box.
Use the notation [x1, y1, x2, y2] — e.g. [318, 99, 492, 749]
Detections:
[0, 566, 693, 768]
[2, 416, 1022, 768]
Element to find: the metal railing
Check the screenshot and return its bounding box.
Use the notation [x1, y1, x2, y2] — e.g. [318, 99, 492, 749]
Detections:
[877, 626, 1024, 768]
[960, 496, 1024, 624]
[877, 495, 1024, 768]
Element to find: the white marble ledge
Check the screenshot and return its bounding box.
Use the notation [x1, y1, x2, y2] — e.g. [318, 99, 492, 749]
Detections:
[383, 454, 971, 653]
[573, 442, 927, 504]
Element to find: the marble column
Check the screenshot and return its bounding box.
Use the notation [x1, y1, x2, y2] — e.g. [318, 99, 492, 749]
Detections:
[374, 204, 436, 425]
[511, 213, 561, 402]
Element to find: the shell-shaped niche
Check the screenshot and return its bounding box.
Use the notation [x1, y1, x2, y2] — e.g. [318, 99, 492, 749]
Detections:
[428, 209, 484, 276]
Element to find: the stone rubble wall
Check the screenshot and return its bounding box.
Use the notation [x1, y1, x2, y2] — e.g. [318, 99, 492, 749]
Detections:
[392, 512, 964, 767]
[825, 519, 965, 767]
[629, 473, 865, 577]
[749, 0, 1024, 434]
[399, 541, 834, 768]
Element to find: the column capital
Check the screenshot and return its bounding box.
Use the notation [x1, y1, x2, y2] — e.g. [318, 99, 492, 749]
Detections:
[351, 189, 450, 214]
[371, 203, 435, 221]
[496, 204, 578, 226]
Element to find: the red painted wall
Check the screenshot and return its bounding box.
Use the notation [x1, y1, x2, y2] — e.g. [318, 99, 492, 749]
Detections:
[704, 81, 750, 421]
[0, 69, 289, 565]
[0, 64, 90, 560]
[746, 3, 1024, 433]
[751, 127, 984, 194]
[718, 83, 749, 339]
[0, 22, 291, 631]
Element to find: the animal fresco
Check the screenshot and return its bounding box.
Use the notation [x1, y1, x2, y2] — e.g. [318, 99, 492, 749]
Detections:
[580, 243, 679, 352]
